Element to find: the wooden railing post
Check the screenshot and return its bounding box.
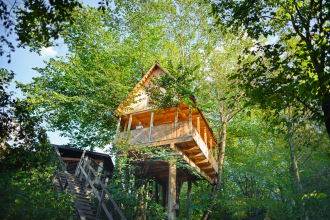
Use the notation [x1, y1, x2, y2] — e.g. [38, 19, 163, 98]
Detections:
[189, 108, 193, 135]
[96, 178, 109, 219]
[204, 127, 208, 147]
[174, 107, 178, 138]
[86, 158, 91, 187]
[197, 116, 200, 136]
[75, 150, 86, 177]
[149, 112, 154, 142]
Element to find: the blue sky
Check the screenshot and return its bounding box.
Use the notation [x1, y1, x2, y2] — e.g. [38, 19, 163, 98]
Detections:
[0, 0, 99, 145]
[0, 41, 71, 144]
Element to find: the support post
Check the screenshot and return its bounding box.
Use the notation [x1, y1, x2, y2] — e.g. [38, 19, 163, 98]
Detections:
[168, 149, 177, 220]
[149, 112, 154, 142]
[96, 178, 108, 219]
[116, 117, 122, 134]
[124, 117, 129, 131]
[97, 161, 104, 183]
[127, 114, 133, 131]
[85, 157, 91, 188]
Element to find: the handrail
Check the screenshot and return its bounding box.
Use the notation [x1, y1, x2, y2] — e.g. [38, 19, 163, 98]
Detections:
[76, 155, 127, 220]
[54, 146, 69, 190]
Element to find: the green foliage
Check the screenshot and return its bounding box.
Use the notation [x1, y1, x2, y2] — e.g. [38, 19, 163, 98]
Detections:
[0, 167, 74, 220]
[146, 61, 200, 109]
[212, 0, 330, 136]
[0, 68, 15, 142]
[20, 1, 216, 149]
[209, 111, 330, 220]
[0, 0, 81, 62]
[0, 69, 75, 219]
[107, 145, 168, 219]
[4, 1, 330, 219]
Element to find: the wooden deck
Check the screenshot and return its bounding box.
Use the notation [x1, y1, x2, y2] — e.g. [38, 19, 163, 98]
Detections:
[115, 120, 218, 183]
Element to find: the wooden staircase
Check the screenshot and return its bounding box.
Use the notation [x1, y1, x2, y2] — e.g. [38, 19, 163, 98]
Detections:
[55, 149, 126, 220]
[57, 172, 97, 220]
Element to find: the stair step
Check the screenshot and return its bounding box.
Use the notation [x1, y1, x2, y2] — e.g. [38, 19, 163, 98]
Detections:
[77, 204, 94, 210]
[75, 197, 92, 202]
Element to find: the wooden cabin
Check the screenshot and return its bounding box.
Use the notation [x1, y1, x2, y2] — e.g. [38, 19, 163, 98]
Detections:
[114, 63, 218, 182]
[114, 63, 218, 219]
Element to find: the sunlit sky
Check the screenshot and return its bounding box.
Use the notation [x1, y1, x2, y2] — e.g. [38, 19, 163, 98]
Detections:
[0, 0, 99, 145]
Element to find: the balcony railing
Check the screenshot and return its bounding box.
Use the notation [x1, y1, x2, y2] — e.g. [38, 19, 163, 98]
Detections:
[115, 120, 217, 171]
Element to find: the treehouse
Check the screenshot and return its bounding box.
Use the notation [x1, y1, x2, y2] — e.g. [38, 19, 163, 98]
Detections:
[114, 63, 218, 219]
[114, 63, 218, 182]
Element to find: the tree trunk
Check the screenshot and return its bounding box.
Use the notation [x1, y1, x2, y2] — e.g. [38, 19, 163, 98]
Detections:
[217, 120, 227, 186]
[201, 119, 227, 220]
[288, 127, 302, 193]
[287, 119, 307, 220]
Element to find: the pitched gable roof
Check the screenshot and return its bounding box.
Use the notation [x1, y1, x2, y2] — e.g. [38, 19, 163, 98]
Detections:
[115, 62, 168, 115]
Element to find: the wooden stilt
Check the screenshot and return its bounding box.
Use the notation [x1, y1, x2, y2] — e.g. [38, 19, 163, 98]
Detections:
[127, 114, 133, 131]
[116, 117, 122, 134]
[167, 157, 177, 220]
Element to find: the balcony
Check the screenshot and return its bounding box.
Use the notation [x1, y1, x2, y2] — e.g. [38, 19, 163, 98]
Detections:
[114, 106, 218, 183]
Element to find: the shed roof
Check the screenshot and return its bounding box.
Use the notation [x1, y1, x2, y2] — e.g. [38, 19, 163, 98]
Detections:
[53, 144, 114, 172]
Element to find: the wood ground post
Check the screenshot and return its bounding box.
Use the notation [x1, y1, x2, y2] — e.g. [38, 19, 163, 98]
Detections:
[167, 158, 177, 220]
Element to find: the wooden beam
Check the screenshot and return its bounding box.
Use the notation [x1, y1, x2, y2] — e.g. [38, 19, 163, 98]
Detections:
[197, 116, 200, 135]
[170, 143, 215, 184]
[127, 114, 132, 131]
[124, 118, 129, 131]
[204, 127, 208, 147]
[195, 159, 209, 164]
[191, 152, 204, 158]
[148, 136, 194, 147]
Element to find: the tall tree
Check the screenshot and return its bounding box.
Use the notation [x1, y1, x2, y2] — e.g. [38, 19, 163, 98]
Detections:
[20, 0, 215, 149]
[212, 0, 330, 137]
